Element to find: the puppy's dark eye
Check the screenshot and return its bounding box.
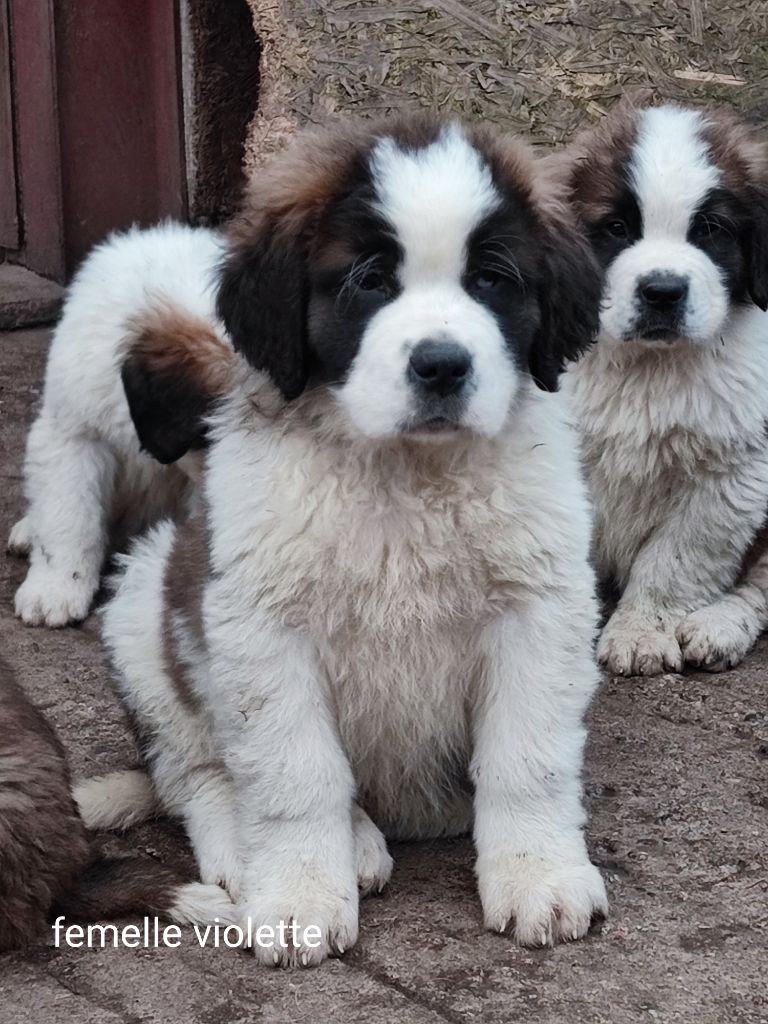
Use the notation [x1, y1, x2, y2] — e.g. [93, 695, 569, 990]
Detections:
[604, 219, 629, 240]
[470, 271, 501, 292]
[358, 269, 390, 293]
[691, 214, 725, 240]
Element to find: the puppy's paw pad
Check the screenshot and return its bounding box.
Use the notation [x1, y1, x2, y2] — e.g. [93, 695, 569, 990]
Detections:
[677, 600, 758, 672]
[14, 568, 96, 627]
[7, 517, 32, 555]
[479, 854, 607, 947]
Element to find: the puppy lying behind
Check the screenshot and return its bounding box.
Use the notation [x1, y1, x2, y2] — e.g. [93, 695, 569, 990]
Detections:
[556, 103, 768, 676]
[0, 654, 234, 951]
[9, 222, 229, 628]
[83, 113, 608, 966]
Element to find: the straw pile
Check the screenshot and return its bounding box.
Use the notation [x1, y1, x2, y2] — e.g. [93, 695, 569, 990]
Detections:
[242, 0, 768, 168]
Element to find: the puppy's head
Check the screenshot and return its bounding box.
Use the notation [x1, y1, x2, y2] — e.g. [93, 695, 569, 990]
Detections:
[554, 103, 768, 347]
[218, 115, 600, 441]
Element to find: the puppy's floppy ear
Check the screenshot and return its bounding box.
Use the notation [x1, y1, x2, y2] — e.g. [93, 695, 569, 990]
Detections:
[217, 231, 309, 400]
[122, 360, 213, 464]
[121, 304, 233, 464]
[529, 209, 602, 391]
[745, 183, 768, 311]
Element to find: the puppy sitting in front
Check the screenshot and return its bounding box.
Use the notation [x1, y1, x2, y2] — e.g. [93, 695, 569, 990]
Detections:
[559, 104, 768, 677]
[101, 115, 607, 964]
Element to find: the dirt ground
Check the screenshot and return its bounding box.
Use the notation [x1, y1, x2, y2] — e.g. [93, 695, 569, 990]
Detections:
[0, 327, 766, 1024]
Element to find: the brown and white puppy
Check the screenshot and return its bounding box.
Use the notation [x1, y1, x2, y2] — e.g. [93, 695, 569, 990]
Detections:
[84, 114, 608, 966]
[9, 223, 227, 628]
[0, 654, 234, 950]
[556, 103, 768, 675]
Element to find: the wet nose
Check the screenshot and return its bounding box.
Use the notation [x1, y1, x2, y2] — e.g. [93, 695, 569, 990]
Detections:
[408, 340, 472, 397]
[638, 272, 689, 309]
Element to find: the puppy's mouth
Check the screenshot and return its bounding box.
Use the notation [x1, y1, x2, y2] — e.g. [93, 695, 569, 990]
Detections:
[624, 315, 689, 344]
[626, 325, 681, 343]
[402, 416, 462, 436]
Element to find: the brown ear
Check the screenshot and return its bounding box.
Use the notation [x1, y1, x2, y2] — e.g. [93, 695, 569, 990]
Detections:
[216, 120, 375, 400]
[122, 305, 233, 464]
[529, 202, 602, 391]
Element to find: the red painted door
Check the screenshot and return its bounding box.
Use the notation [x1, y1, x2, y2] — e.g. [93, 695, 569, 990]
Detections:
[3, 0, 186, 282]
[0, 0, 19, 249]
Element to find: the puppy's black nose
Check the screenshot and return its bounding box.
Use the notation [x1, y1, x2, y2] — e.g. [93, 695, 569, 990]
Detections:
[409, 340, 472, 397]
[638, 273, 689, 309]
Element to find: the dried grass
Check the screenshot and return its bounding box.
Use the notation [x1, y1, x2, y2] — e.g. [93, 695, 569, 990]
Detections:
[244, 0, 768, 166]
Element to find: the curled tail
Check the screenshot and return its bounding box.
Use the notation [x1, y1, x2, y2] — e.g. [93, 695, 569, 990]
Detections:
[73, 768, 157, 830]
[66, 769, 238, 928]
[54, 856, 238, 928]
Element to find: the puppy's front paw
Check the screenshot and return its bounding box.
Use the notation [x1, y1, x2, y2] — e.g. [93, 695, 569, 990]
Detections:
[353, 806, 393, 897]
[677, 596, 760, 672]
[14, 565, 97, 627]
[598, 612, 683, 676]
[478, 851, 607, 946]
[7, 516, 32, 555]
[242, 866, 359, 967]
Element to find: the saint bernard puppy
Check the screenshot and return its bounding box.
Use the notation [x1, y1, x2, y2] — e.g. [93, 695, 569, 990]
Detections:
[9, 222, 230, 627]
[556, 103, 768, 677]
[86, 114, 608, 965]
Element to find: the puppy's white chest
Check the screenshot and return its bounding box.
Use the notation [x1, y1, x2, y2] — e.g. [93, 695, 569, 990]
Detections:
[250, 441, 538, 836]
[564, 338, 768, 579]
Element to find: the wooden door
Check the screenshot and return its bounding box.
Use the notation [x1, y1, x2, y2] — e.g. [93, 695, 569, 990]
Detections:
[0, 0, 19, 249]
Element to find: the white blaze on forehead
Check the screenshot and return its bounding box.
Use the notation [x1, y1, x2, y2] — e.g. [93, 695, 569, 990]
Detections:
[370, 124, 499, 285]
[630, 106, 721, 238]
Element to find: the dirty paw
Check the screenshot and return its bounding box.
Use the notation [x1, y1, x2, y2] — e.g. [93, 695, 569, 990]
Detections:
[478, 851, 608, 947]
[677, 597, 760, 672]
[598, 613, 683, 676]
[14, 565, 97, 627]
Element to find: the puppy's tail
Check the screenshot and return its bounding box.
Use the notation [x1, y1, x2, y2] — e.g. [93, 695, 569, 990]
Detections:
[73, 769, 157, 831]
[62, 771, 237, 931]
[54, 856, 238, 928]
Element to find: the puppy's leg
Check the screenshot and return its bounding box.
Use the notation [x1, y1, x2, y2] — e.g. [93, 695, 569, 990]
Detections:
[206, 601, 358, 967]
[472, 597, 607, 947]
[598, 473, 767, 676]
[103, 523, 241, 896]
[150, 747, 242, 896]
[14, 414, 116, 626]
[677, 549, 768, 670]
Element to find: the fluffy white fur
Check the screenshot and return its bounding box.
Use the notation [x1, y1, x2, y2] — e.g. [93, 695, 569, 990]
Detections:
[95, 126, 607, 966]
[9, 222, 226, 627]
[562, 105, 768, 675]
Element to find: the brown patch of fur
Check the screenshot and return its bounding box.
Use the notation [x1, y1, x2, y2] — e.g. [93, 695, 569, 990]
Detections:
[228, 113, 545, 255]
[0, 656, 205, 950]
[542, 101, 641, 224]
[548, 99, 768, 224]
[0, 656, 90, 950]
[162, 513, 211, 711]
[126, 302, 234, 399]
[698, 108, 768, 193]
[54, 857, 178, 921]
